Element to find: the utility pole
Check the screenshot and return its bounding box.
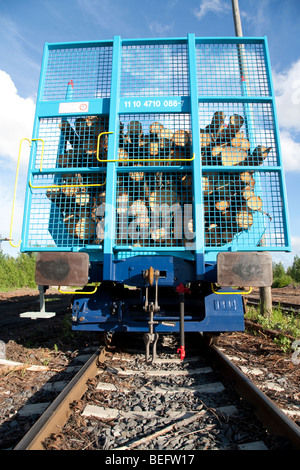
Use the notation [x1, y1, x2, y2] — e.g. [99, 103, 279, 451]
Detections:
[231, 0, 273, 317]
[231, 0, 243, 37]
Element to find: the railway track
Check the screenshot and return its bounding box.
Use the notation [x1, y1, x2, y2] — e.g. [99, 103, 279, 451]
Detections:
[14, 334, 300, 451]
[246, 297, 300, 315]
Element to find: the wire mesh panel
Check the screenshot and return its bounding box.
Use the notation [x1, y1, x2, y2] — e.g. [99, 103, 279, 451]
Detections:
[43, 44, 113, 100]
[115, 170, 194, 248]
[35, 116, 109, 170]
[121, 42, 190, 97]
[116, 33, 194, 256]
[203, 170, 286, 249]
[117, 113, 192, 167]
[199, 102, 278, 167]
[27, 172, 106, 249]
[196, 41, 270, 97]
[195, 38, 289, 253]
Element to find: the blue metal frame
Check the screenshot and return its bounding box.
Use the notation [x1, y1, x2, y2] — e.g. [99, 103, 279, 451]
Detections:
[103, 36, 122, 280]
[18, 34, 291, 335]
[188, 34, 205, 278]
[263, 37, 291, 247]
[20, 35, 290, 282]
[71, 283, 245, 334]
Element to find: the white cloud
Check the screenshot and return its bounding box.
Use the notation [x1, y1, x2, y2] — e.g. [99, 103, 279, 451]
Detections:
[193, 0, 231, 20]
[279, 129, 300, 172]
[291, 235, 300, 254]
[0, 70, 35, 169]
[271, 60, 300, 173]
[0, 172, 25, 255]
[148, 21, 174, 36]
[0, 71, 35, 254]
[273, 59, 300, 133]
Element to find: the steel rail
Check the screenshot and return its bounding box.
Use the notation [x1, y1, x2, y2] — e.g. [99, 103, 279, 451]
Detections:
[210, 344, 300, 450]
[14, 348, 106, 451]
[246, 297, 299, 314]
[14, 341, 300, 450]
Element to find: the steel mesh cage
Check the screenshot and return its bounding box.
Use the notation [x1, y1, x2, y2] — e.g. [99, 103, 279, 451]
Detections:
[21, 35, 290, 261]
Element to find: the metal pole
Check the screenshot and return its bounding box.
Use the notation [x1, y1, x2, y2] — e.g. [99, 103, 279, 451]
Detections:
[179, 293, 185, 361]
[231, 0, 273, 317]
[231, 0, 243, 37]
[231, 0, 247, 79]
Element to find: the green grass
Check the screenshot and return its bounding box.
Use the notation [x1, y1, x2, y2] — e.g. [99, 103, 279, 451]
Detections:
[245, 304, 300, 352]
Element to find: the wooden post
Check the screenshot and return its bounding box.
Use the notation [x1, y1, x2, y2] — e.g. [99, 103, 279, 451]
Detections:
[259, 286, 272, 318]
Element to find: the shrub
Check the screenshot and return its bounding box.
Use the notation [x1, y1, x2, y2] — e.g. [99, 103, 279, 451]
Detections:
[272, 273, 294, 288]
[0, 251, 36, 291]
[272, 261, 293, 287]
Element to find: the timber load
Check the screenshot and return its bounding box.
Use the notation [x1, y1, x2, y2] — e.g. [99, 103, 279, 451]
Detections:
[46, 111, 271, 245]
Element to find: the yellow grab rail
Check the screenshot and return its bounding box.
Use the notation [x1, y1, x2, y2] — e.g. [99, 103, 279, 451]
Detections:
[27, 135, 107, 189]
[96, 132, 195, 163]
[96, 131, 113, 161]
[58, 283, 99, 294]
[35, 138, 45, 172]
[29, 178, 106, 190]
[9, 138, 44, 248]
[211, 283, 252, 295]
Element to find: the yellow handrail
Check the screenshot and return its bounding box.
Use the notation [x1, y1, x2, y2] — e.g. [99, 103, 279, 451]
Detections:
[28, 136, 107, 189]
[96, 132, 195, 163]
[211, 283, 252, 295]
[10, 138, 45, 247]
[9, 138, 31, 248]
[29, 178, 106, 190]
[34, 137, 46, 172]
[34, 138, 45, 172]
[96, 131, 113, 161]
[58, 283, 99, 294]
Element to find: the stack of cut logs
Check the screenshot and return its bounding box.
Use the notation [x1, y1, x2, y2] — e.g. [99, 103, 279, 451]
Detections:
[45, 113, 271, 245]
[46, 116, 108, 241]
[200, 111, 271, 245]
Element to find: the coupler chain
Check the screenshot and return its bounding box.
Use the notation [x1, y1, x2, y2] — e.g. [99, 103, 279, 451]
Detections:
[143, 267, 160, 363]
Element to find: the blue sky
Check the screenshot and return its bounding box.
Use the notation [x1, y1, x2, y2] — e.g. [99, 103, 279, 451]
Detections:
[0, 0, 299, 267]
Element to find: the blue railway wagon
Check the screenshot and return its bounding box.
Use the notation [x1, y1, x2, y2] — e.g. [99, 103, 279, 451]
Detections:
[16, 34, 290, 359]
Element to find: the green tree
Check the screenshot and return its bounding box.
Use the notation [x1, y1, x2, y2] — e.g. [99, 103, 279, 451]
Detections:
[272, 261, 293, 288]
[287, 255, 300, 283]
[0, 251, 36, 291]
[273, 262, 285, 279]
